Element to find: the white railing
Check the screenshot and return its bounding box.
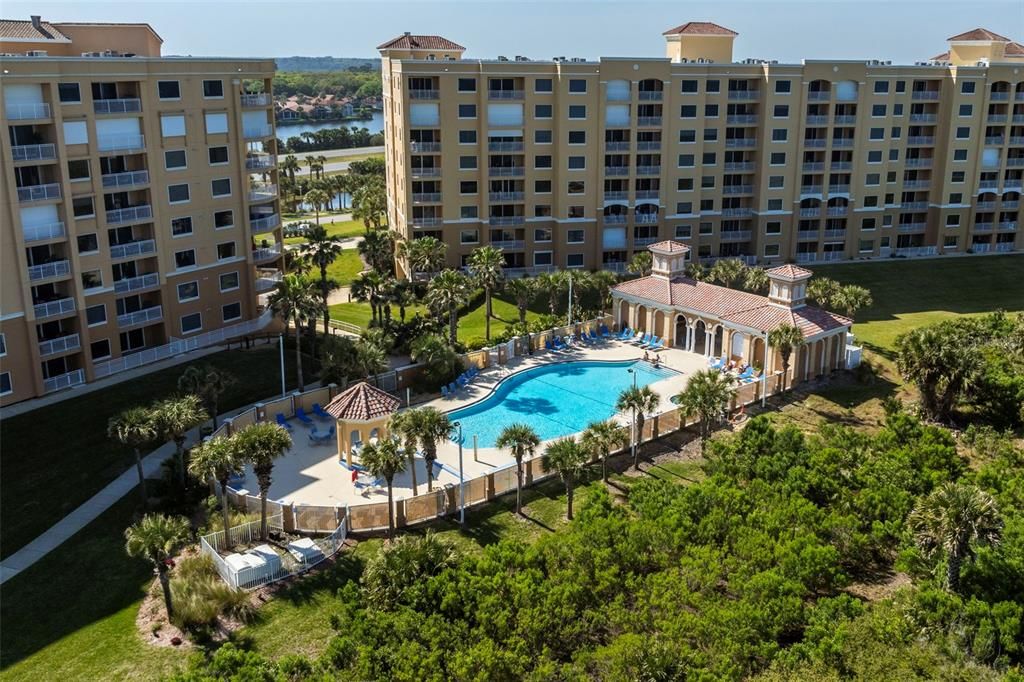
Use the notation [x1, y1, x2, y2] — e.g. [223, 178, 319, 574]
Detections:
[635, 213, 659, 224]
[411, 167, 441, 177]
[6, 102, 51, 119]
[903, 180, 930, 189]
[636, 165, 661, 175]
[253, 244, 283, 262]
[34, 297, 75, 320]
[826, 207, 848, 217]
[832, 138, 854, 148]
[488, 216, 525, 226]
[637, 116, 662, 127]
[807, 91, 830, 101]
[487, 167, 524, 177]
[411, 217, 442, 227]
[802, 162, 824, 172]
[824, 228, 847, 238]
[487, 192, 521, 202]
[898, 223, 927, 232]
[605, 141, 630, 151]
[901, 201, 929, 210]
[101, 170, 149, 189]
[241, 93, 271, 107]
[255, 272, 283, 291]
[602, 262, 627, 273]
[23, 221, 65, 242]
[11, 143, 56, 162]
[604, 191, 629, 201]
[974, 223, 994, 231]
[488, 90, 524, 100]
[724, 162, 754, 171]
[907, 136, 935, 145]
[636, 141, 661, 151]
[39, 333, 80, 357]
[806, 115, 828, 125]
[636, 190, 660, 200]
[248, 184, 277, 201]
[999, 222, 1018, 231]
[728, 90, 759, 100]
[409, 141, 441, 152]
[114, 272, 159, 294]
[822, 252, 844, 262]
[28, 260, 70, 281]
[17, 183, 61, 203]
[106, 205, 153, 225]
[721, 208, 754, 217]
[487, 141, 524, 152]
[995, 242, 1016, 252]
[797, 230, 819, 239]
[44, 369, 85, 393]
[723, 185, 753, 194]
[720, 230, 752, 241]
[799, 208, 821, 217]
[604, 214, 627, 224]
[910, 113, 937, 123]
[833, 115, 857, 125]
[604, 167, 630, 176]
[796, 253, 818, 263]
[638, 91, 663, 100]
[250, 214, 280, 233]
[110, 239, 156, 260]
[245, 155, 275, 170]
[94, 98, 141, 114]
[726, 114, 757, 124]
[489, 240, 525, 249]
[117, 305, 163, 328]
[895, 246, 938, 257]
[726, 138, 757, 148]
[408, 89, 439, 100]
[97, 133, 145, 152]
[244, 125, 273, 139]
[905, 158, 932, 167]
[912, 91, 940, 100]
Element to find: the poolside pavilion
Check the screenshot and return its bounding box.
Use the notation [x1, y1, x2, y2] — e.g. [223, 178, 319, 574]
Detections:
[324, 381, 401, 465]
[611, 241, 852, 385]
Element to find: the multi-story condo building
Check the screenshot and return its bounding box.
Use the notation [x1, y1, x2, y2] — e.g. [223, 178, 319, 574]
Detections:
[379, 24, 1024, 280]
[0, 17, 281, 406]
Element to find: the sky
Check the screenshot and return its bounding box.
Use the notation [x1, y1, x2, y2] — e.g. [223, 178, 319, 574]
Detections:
[5, 0, 1023, 64]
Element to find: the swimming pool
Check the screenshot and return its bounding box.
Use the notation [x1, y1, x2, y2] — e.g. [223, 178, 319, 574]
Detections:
[448, 360, 677, 448]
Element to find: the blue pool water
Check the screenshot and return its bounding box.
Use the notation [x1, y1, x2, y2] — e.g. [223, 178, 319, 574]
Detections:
[449, 360, 677, 448]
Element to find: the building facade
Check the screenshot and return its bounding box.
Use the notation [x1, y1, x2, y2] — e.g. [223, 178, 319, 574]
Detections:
[0, 18, 282, 406]
[379, 25, 1024, 280]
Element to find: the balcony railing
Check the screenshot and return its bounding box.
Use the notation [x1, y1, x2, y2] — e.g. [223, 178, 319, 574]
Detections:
[903, 180, 930, 189]
[910, 113, 937, 123]
[985, 136, 1005, 145]
[44, 369, 85, 394]
[604, 191, 628, 201]
[1003, 200, 1020, 209]
[802, 162, 824, 172]
[996, 242, 1017, 252]
[806, 115, 828, 125]
[487, 167, 525, 177]
[411, 217, 442, 227]
[244, 125, 273, 139]
[633, 236, 659, 246]
[721, 208, 754, 217]
[23, 221, 65, 243]
[38, 333, 81, 358]
[636, 165, 661, 175]
[245, 155, 275, 170]
[409, 89, 439, 100]
[823, 228, 847, 238]
[912, 91, 940, 100]
[828, 184, 851, 193]
[832, 138, 854, 148]
[636, 141, 661, 151]
[489, 239, 525, 249]
[901, 201, 929, 210]
[804, 139, 827, 148]
[978, 180, 999, 189]
[1013, 115, 1024, 124]
[110, 239, 156, 260]
[1007, 158, 1024, 167]
[725, 138, 757, 148]
[635, 214, 659, 224]
[1005, 178, 1024, 189]
[724, 161, 754, 171]
[826, 207, 848, 216]
[94, 98, 141, 114]
[249, 184, 278, 201]
[807, 91, 830, 101]
[414, 192, 443, 202]
[637, 116, 662, 127]
[604, 166, 630, 176]
[988, 114, 1008, 123]
[411, 167, 442, 177]
[905, 158, 933, 168]
[97, 133, 145, 152]
[34, 297, 75, 320]
[727, 90, 759, 100]
[114, 272, 160, 294]
[28, 260, 70, 281]
[488, 90, 524, 100]
[255, 272, 283, 292]
[409, 141, 441, 152]
[834, 115, 857, 125]
[118, 305, 163, 328]
[6, 102, 51, 120]
[11, 143, 56, 162]
[101, 169, 149, 189]
[604, 214, 627, 224]
[895, 245, 938, 257]
[638, 91, 663, 101]
[801, 185, 823, 194]
[250, 214, 280, 233]
[798, 229, 819, 239]
[898, 222, 927, 232]
[1017, 92, 1024, 101]
[832, 161, 854, 171]
[976, 201, 996, 210]
[106, 205, 153, 225]
[241, 93, 271, 107]
[488, 216, 525, 226]
[721, 230, 752, 241]
[1009, 136, 1024, 145]
[253, 244, 283, 262]
[907, 136, 935, 145]
[726, 114, 757, 125]
[999, 221, 1018, 231]
[635, 190, 660, 200]
[488, 192, 523, 202]
[796, 252, 818, 263]
[989, 92, 1010, 101]
[799, 208, 821, 217]
[605, 141, 630, 151]
[601, 262, 627, 273]
[723, 184, 753, 195]
[17, 182, 61, 203]
[488, 141, 524, 152]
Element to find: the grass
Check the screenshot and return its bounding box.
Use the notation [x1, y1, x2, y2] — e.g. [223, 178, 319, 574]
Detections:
[283, 219, 369, 245]
[0, 346, 315, 560]
[325, 250, 364, 286]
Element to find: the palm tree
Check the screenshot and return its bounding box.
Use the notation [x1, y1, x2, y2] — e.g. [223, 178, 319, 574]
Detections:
[352, 176, 387, 232]
[908, 482, 1002, 593]
[177, 365, 235, 429]
[673, 370, 737, 456]
[832, 284, 873, 319]
[427, 270, 472, 344]
[468, 246, 506, 341]
[108, 406, 156, 507]
[398, 236, 448, 279]
[411, 407, 452, 492]
[709, 258, 748, 289]
[268, 274, 319, 392]
[615, 385, 661, 470]
[125, 514, 191, 620]
[504, 277, 537, 325]
[807, 277, 840, 307]
[743, 266, 770, 294]
[189, 435, 244, 546]
[300, 225, 344, 336]
[388, 410, 420, 495]
[304, 154, 317, 179]
[627, 251, 653, 277]
[768, 323, 806, 392]
[316, 154, 328, 179]
[895, 327, 979, 421]
[495, 423, 541, 516]
[685, 261, 709, 282]
[235, 422, 293, 540]
[333, 173, 353, 210]
[358, 229, 395, 275]
[542, 437, 590, 520]
[151, 395, 208, 489]
[356, 341, 389, 386]
[590, 270, 619, 313]
[280, 154, 300, 184]
[536, 271, 568, 316]
[304, 188, 330, 227]
[360, 438, 407, 539]
[581, 420, 629, 483]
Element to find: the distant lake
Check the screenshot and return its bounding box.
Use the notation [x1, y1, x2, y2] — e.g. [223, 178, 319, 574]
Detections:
[276, 111, 384, 140]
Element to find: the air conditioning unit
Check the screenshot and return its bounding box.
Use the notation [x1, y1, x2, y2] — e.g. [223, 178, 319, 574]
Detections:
[82, 51, 104, 57]
[102, 50, 122, 57]
[25, 50, 48, 57]
[570, 57, 585, 63]
[497, 55, 509, 61]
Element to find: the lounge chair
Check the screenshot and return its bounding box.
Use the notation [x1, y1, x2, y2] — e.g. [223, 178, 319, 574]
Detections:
[312, 403, 332, 421]
[295, 407, 314, 426]
[440, 385, 449, 398]
[600, 325, 611, 338]
[631, 331, 646, 344]
[642, 335, 660, 349]
[649, 338, 665, 351]
[618, 327, 633, 340]
[275, 413, 293, 431]
[633, 332, 651, 346]
[447, 382, 458, 394]
[553, 337, 567, 350]
[457, 375, 468, 387]
[544, 339, 554, 351]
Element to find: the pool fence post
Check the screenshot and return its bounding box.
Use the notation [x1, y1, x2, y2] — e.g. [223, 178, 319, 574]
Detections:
[473, 434, 478, 462]
[406, 387, 411, 407]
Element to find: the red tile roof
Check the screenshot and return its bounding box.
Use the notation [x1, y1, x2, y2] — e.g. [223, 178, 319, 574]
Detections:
[649, 240, 691, 254]
[1006, 42, 1024, 56]
[377, 34, 465, 51]
[930, 51, 951, 61]
[613, 276, 851, 338]
[766, 264, 813, 281]
[0, 18, 70, 41]
[324, 382, 400, 421]
[663, 22, 738, 37]
[947, 28, 1011, 42]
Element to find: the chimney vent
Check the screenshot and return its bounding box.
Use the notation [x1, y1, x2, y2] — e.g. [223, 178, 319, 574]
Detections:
[30, 15, 42, 29]
[404, 31, 411, 36]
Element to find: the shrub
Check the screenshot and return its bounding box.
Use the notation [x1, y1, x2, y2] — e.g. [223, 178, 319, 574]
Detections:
[170, 555, 254, 632]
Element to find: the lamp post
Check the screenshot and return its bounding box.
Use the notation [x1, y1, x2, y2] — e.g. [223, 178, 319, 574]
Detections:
[278, 333, 286, 398]
[453, 421, 465, 526]
[761, 330, 769, 408]
[627, 368, 637, 464]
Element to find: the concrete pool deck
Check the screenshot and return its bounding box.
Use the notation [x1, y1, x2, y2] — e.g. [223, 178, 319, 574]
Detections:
[235, 339, 708, 507]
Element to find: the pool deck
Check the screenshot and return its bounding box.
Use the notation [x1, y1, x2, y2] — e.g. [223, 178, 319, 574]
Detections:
[236, 339, 706, 507]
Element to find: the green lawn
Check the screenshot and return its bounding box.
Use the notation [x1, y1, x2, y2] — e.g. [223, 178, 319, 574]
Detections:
[326, 250, 364, 286]
[814, 254, 1024, 352]
[0, 347, 315, 560]
[284, 218, 367, 245]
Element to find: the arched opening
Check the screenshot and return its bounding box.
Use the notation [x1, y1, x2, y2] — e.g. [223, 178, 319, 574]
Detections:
[635, 304, 648, 331]
[638, 78, 663, 96]
[712, 326, 724, 357]
[349, 429, 362, 447]
[808, 79, 831, 97]
[752, 337, 766, 369]
[653, 309, 667, 341]
[369, 427, 380, 442]
[675, 315, 689, 349]
[730, 331, 746, 359]
[693, 320, 707, 355]
[618, 299, 631, 329]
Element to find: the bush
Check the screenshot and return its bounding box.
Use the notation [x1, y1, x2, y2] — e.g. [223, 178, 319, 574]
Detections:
[410, 334, 463, 391]
[170, 555, 253, 632]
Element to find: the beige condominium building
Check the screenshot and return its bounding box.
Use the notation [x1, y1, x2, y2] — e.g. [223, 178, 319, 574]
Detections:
[379, 24, 1024, 280]
[0, 17, 281, 406]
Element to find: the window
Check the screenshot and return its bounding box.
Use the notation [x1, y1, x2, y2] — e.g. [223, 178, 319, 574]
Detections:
[80, 270, 102, 290]
[702, 152, 716, 166]
[534, 104, 552, 118]
[953, 149, 968, 161]
[873, 80, 889, 94]
[77, 233, 98, 253]
[534, 251, 553, 266]
[568, 105, 586, 119]
[174, 249, 196, 269]
[165, 149, 187, 169]
[217, 242, 235, 260]
[678, 154, 694, 167]
[90, 339, 111, 360]
[865, 173, 880, 185]
[891, 128, 901, 140]
[211, 178, 231, 197]
[895, 80, 906, 93]
[204, 112, 228, 134]
[676, 202, 693, 214]
[771, 128, 788, 142]
[177, 281, 200, 302]
[67, 159, 90, 181]
[677, 178, 693, 191]
[459, 229, 478, 244]
[946, 214, 961, 227]
[460, 181, 477, 194]
[766, 221, 782, 235]
[458, 104, 476, 118]
[72, 196, 94, 218]
[872, 104, 886, 117]
[703, 128, 718, 142]
[944, 236, 959, 249]
[961, 81, 976, 94]
[459, 155, 477, 170]
[58, 82, 81, 103]
[679, 130, 696, 143]
[202, 79, 224, 98]
[893, 103, 904, 116]
[535, 78, 552, 93]
[535, 205, 551, 218]
[568, 156, 586, 170]
[767, 198, 783, 210]
[534, 129, 552, 144]
[675, 225, 692, 239]
[955, 126, 970, 139]
[680, 105, 697, 118]
[457, 78, 476, 92]
[567, 181, 585, 194]
[86, 304, 106, 326]
[0, 373, 10, 396]
[867, 150, 883, 163]
[220, 272, 239, 291]
[458, 130, 476, 144]
[567, 229, 585, 243]
[62, 121, 88, 145]
[568, 206, 585, 218]
[764, 244, 781, 257]
[949, 193, 963, 204]
[160, 114, 185, 137]
[958, 104, 973, 116]
[859, 240, 874, 253]
[222, 302, 242, 322]
[863, 195, 878, 207]
[460, 205, 478, 219]
[208, 146, 229, 165]
[681, 80, 698, 93]
[214, 210, 233, 229]
[535, 180, 551, 193]
[568, 130, 586, 144]
[775, 80, 791, 94]
[869, 127, 884, 140]
[157, 80, 180, 99]
[168, 184, 190, 204]
[770, 152, 786, 165]
[534, 155, 551, 169]
[706, 80, 720, 93]
[171, 216, 193, 236]
[566, 253, 584, 267]
[951, 171, 965, 183]
[705, 104, 719, 117]
[773, 104, 788, 117]
[768, 175, 784, 189]
[568, 79, 587, 93]
[699, 222, 713, 235]
[862, 218, 876, 230]
[181, 313, 202, 334]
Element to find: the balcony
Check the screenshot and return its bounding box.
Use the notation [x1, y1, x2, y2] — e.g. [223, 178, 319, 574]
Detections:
[245, 155, 275, 170]
[726, 114, 757, 125]
[411, 217, 442, 228]
[244, 125, 273, 139]
[1017, 92, 1024, 101]
[999, 221, 1018, 231]
[801, 185, 823, 195]
[488, 192, 523, 202]
[28, 259, 70, 282]
[823, 228, 847, 239]
[241, 93, 271, 107]
[636, 190, 660, 200]
[106, 205, 153, 225]
[828, 184, 851, 194]
[114, 272, 160, 294]
[1010, 136, 1024, 145]
[487, 166, 524, 178]
[907, 136, 935, 146]
[727, 90, 759, 100]
[635, 214, 659, 224]
[833, 115, 857, 125]
[409, 89, 439, 100]
[604, 166, 630, 176]
[799, 208, 821, 218]
[488, 141, 524, 152]
[413, 192, 443, 203]
[604, 191, 628, 201]
[976, 201, 996, 210]
[249, 183, 278, 201]
[721, 230, 752, 241]
[1006, 178, 1024, 190]
[806, 115, 828, 125]
[604, 214, 627, 224]
[117, 305, 163, 328]
[898, 222, 927, 232]
[410, 141, 441, 152]
[905, 157, 933, 168]
[796, 252, 818, 263]
[803, 139, 827, 148]
[988, 114, 1008, 124]
[638, 91, 663, 101]
[832, 138, 854, 148]
[725, 138, 757, 148]
[900, 201, 929, 210]
[910, 113, 937, 123]
[721, 208, 754, 217]
[989, 92, 1010, 101]
[488, 90, 524, 100]
[38, 332, 81, 358]
[1007, 158, 1024, 167]
[637, 141, 661, 151]
[831, 161, 853, 171]
[826, 207, 848, 217]
[985, 136, 1005, 145]
[996, 242, 1016, 252]
[724, 161, 754, 171]
[17, 183, 61, 203]
[1013, 115, 1024, 124]
[636, 165, 661, 176]
[44, 369, 85, 394]
[101, 169, 149, 189]
[6, 102, 51, 120]
[94, 98, 141, 114]
[253, 244, 283, 263]
[978, 180, 999, 189]
[1003, 200, 1020, 209]
[807, 91, 830, 101]
[34, 297, 75, 320]
[895, 245, 938, 257]
[821, 252, 844, 262]
[723, 184, 754, 194]
[255, 272, 283, 292]
[802, 162, 825, 172]
[11, 143, 56, 162]
[110, 239, 156, 260]
[637, 116, 662, 127]
[489, 239, 525, 250]
[633, 236, 659, 247]
[798, 229, 819, 239]
[411, 167, 442, 177]
[250, 214, 280, 233]
[903, 180, 930, 189]
[97, 133, 145, 152]
[605, 141, 630, 151]
[23, 221, 65, 243]
[488, 216, 525, 226]
[912, 91, 940, 100]
[601, 262, 628, 273]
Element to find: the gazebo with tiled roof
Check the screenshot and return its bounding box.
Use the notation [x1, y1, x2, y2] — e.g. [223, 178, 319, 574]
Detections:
[324, 381, 401, 464]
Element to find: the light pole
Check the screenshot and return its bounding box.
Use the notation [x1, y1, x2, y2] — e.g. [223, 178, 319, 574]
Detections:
[454, 421, 465, 526]
[278, 333, 286, 397]
[627, 368, 637, 464]
[761, 330, 770, 408]
[567, 272, 573, 327]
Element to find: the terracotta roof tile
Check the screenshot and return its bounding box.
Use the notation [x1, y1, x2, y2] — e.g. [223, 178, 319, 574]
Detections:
[0, 18, 70, 41]
[1006, 42, 1024, 56]
[324, 382, 400, 421]
[765, 264, 813, 281]
[377, 34, 465, 51]
[947, 28, 1011, 42]
[648, 239, 691, 253]
[663, 22, 738, 37]
[930, 51, 951, 61]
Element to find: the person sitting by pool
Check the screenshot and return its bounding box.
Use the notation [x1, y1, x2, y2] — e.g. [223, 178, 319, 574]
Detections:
[652, 356, 661, 369]
[643, 350, 650, 363]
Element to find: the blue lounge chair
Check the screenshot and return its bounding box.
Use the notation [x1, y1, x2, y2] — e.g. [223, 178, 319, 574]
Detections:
[618, 327, 633, 340]
[553, 337, 567, 350]
[448, 382, 458, 394]
[737, 367, 754, 382]
[601, 325, 611, 338]
[295, 407, 314, 426]
[440, 385, 449, 398]
[275, 413, 293, 431]
[643, 335, 660, 349]
[633, 332, 650, 346]
[649, 338, 665, 351]
[457, 375, 468, 387]
[312, 403, 331, 421]
[630, 331, 645, 344]
[545, 339, 554, 351]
